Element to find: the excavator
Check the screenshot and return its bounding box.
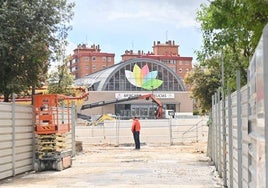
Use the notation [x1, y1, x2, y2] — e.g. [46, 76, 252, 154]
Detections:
[90, 114, 116, 126]
[79, 94, 164, 120]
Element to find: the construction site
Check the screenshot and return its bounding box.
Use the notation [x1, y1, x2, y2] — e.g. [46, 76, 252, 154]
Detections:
[0, 86, 224, 187]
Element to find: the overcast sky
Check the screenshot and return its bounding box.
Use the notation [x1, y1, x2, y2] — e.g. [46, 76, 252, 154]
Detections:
[66, 0, 209, 64]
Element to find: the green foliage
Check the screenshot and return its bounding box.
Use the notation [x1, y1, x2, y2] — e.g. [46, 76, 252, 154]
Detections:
[0, 0, 75, 101]
[185, 65, 221, 113]
[196, 0, 268, 87]
[48, 60, 74, 95]
[193, 108, 200, 116]
[189, 0, 268, 112]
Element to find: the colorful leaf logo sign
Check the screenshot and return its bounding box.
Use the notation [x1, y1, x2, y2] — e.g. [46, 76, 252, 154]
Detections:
[125, 64, 163, 90]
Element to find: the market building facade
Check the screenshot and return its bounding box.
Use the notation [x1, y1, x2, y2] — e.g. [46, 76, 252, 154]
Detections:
[75, 58, 193, 119]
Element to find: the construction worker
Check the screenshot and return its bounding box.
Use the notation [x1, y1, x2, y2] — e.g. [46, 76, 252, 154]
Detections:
[131, 116, 141, 150]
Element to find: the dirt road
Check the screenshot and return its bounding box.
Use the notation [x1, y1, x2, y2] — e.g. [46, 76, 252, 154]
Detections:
[0, 142, 223, 188]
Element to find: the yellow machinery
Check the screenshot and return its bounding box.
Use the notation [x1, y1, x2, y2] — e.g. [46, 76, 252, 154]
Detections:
[90, 114, 116, 126]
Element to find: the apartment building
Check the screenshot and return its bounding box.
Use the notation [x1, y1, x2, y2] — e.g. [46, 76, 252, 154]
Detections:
[68, 44, 115, 79]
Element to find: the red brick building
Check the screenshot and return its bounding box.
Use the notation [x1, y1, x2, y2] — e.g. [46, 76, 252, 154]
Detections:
[69, 41, 192, 82]
[121, 40, 192, 80]
[68, 44, 115, 79]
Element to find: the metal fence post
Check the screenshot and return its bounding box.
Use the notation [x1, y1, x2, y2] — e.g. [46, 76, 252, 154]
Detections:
[115, 116, 120, 146]
[212, 94, 217, 164]
[228, 87, 233, 188]
[71, 102, 76, 157]
[12, 93, 16, 176]
[207, 110, 212, 158]
[169, 118, 173, 146]
[215, 91, 219, 171]
[212, 95, 216, 163]
[222, 89, 227, 186]
[237, 70, 243, 188]
[218, 89, 222, 175]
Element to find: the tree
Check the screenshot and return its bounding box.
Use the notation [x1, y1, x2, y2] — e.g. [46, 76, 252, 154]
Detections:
[48, 56, 74, 95]
[185, 64, 221, 114]
[186, 0, 268, 112]
[196, 0, 268, 89]
[0, 0, 74, 102]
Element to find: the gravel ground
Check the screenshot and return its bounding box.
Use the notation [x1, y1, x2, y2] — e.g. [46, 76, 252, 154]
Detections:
[0, 142, 223, 188]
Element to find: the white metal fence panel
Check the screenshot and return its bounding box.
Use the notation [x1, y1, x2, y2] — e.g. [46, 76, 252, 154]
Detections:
[230, 92, 239, 187]
[247, 25, 267, 188]
[0, 103, 76, 181]
[241, 86, 249, 188]
[219, 99, 223, 178]
[226, 91, 233, 187]
[0, 102, 33, 180]
[209, 23, 268, 188]
[171, 117, 208, 143]
[75, 118, 208, 147]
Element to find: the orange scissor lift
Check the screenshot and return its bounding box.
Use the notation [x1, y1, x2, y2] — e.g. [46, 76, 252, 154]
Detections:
[33, 94, 72, 171]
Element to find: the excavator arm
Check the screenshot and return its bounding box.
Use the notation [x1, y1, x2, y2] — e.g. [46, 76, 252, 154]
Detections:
[137, 94, 163, 119]
[81, 96, 140, 110]
[80, 93, 163, 119]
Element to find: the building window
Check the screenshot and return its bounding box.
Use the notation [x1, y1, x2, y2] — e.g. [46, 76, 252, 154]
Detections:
[102, 57, 106, 62]
[179, 61, 183, 65]
[84, 57, 89, 62]
[107, 57, 112, 62]
[85, 65, 89, 69]
[102, 65, 106, 69]
[185, 61, 190, 65]
[92, 56, 96, 61]
[104, 61, 185, 92]
[179, 68, 182, 73]
[71, 67, 76, 72]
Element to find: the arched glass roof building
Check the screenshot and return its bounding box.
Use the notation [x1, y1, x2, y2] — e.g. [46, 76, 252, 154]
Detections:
[75, 58, 192, 119]
[75, 58, 185, 92]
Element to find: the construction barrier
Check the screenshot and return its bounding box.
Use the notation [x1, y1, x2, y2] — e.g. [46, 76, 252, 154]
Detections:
[0, 101, 76, 180]
[0, 102, 33, 180]
[75, 117, 208, 147]
[208, 23, 268, 187]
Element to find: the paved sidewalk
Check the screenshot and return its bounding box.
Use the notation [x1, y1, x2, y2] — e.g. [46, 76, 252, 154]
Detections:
[0, 142, 223, 188]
